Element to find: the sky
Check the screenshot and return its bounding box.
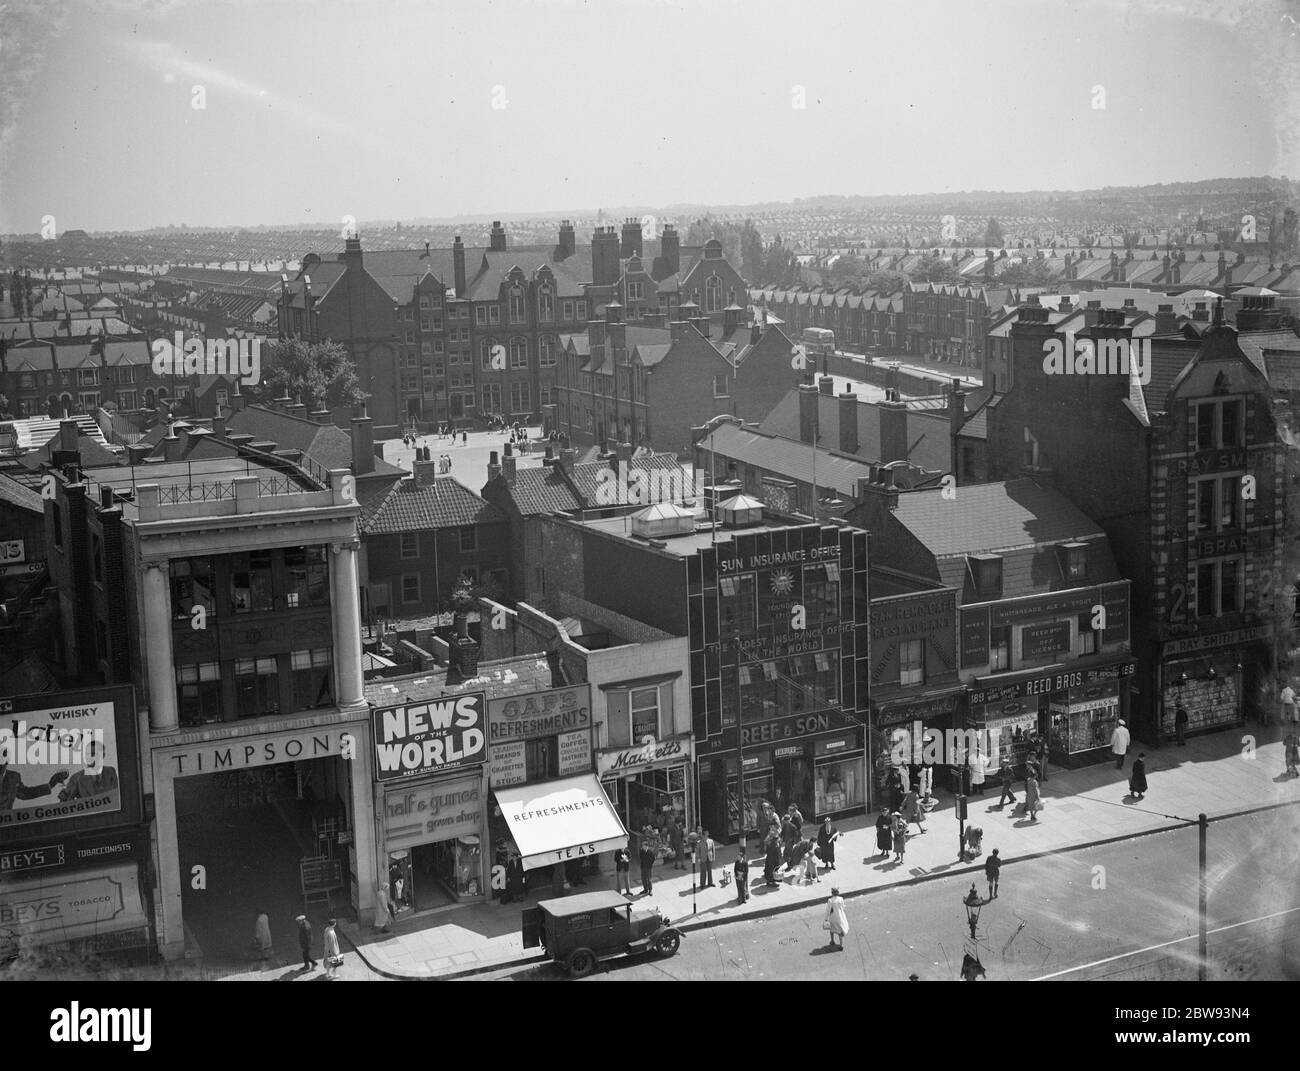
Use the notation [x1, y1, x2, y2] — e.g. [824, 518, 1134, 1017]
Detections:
[2, 0, 1298, 233]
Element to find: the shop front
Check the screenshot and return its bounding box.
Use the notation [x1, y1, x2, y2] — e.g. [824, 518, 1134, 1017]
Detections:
[381, 770, 486, 912]
[969, 661, 1135, 770]
[492, 774, 628, 872]
[373, 691, 488, 911]
[484, 684, 596, 896]
[0, 828, 153, 961]
[1158, 625, 1267, 741]
[151, 714, 376, 959]
[596, 734, 694, 838]
[871, 690, 965, 806]
[697, 713, 866, 839]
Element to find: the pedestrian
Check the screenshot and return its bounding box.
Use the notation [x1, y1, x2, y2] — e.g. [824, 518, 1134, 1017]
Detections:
[984, 848, 1001, 899]
[920, 744, 935, 802]
[996, 758, 1017, 807]
[803, 840, 821, 884]
[374, 883, 393, 932]
[1285, 731, 1300, 778]
[902, 787, 926, 833]
[296, 914, 316, 970]
[823, 888, 849, 951]
[875, 810, 893, 857]
[697, 827, 715, 888]
[756, 799, 775, 845]
[788, 801, 805, 833]
[668, 816, 685, 870]
[764, 831, 782, 887]
[503, 850, 526, 904]
[638, 828, 657, 895]
[1175, 703, 1189, 746]
[614, 839, 633, 897]
[969, 745, 987, 796]
[1034, 733, 1049, 783]
[252, 911, 273, 961]
[323, 918, 341, 979]
[1283, 680, 1297, 724]
[816, 817, 840, 871]
[1128, 753, 1147, 800]
[780, 813, 800, 869]
[461, 430, 467, 445]
[891, 812, 907, 863]
[734, 850, 750, 904]
[1110, 718, 1131, 770]
[887, 767, 904, 813]
[1024, 775, 1041, 821]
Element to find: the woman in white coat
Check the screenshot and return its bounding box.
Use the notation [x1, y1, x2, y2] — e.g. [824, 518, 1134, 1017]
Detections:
[323, 918, 342, 979]
[824, 888, 850, 951]
[968, 745, 988, 796]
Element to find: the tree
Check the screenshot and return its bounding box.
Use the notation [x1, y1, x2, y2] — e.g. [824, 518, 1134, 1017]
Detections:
[865, 270, 909, 294]
[910, 257, 959, 284]
[250, 338, 365, 412]
[9, 270, 23, 317]
[0, 393, 11, 419]
[996, 259, 1056, 287]
[983, 218, 1005, 247]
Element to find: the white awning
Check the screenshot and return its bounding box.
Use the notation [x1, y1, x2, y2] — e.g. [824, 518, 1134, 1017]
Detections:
[493, 774, 628, 872]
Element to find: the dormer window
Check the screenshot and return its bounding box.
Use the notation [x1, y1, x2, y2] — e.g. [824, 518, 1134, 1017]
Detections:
[969, 554, 1002, 600]
[509, 286, 526, 324]
[1062, 542, 1088, 581]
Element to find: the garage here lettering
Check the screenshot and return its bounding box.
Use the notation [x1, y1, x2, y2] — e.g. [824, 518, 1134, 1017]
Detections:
[373, 692, 487, 780]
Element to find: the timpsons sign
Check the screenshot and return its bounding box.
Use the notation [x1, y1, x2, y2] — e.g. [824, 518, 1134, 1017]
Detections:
[372, 693, 486, 781]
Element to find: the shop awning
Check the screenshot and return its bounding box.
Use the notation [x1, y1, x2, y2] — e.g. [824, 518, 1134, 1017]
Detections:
[493, 774, 628, 872]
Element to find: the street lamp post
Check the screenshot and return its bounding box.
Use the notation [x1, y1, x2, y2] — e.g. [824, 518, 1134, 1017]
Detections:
[1198, 812, 1208, 982]
[962, 882, 985, 940]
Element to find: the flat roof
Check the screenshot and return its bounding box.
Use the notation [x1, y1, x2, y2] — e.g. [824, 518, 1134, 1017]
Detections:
[572, 510, 835, 559]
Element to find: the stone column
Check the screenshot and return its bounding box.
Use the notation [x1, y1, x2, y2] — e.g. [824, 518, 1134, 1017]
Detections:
[331, 540, 364, 710]
[143, 561, 179, 734]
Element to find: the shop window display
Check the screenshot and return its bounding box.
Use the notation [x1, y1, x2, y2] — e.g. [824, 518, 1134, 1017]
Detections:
[815, 759, 862, 814]
[1049, 700, 1118, 755]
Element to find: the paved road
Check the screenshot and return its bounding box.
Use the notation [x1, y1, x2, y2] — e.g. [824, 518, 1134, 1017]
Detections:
[477, 807, 1300, 982]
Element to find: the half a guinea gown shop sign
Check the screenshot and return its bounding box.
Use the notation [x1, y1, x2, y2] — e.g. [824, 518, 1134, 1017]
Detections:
[372, 692, 487, 782]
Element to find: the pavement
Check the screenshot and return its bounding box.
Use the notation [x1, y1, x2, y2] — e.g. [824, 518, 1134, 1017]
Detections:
[339, 721, 1300, 979]
[379, 424, 547, 492]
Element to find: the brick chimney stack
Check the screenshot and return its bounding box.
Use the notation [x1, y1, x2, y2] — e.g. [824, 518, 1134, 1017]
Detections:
[351, 403, 375, 475]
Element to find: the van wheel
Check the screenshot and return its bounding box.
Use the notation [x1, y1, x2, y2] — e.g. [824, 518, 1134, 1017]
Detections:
[655, 931, 681, 957]
[567, 949, 596, 978]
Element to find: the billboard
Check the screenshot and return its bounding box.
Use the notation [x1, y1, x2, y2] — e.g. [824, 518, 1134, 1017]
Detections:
[372, 692, 486, 782]
[0, 699, 122, 830]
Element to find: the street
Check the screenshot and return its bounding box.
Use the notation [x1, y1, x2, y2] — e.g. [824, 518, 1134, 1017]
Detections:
[476, 807, 1300, 981]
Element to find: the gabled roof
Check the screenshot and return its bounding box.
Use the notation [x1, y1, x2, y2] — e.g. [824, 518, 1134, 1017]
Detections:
[498, 464, 584, 515]
[566, 453, 685, 504]
[363, 476, 505, 535]
[890, 478, 1107, 559]
[225, 406, 406, 479]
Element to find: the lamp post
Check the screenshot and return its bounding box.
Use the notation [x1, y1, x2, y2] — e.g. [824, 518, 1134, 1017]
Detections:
[961, 882, 988, 981]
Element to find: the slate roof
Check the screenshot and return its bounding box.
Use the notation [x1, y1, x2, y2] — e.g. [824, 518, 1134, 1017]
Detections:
[566, 453, 686, 503]
[698, 421, 879, 498]
[225, 406, 405, 479]
[0, 472, 44, 514]
[363, 476, 505, 535]
[890, 478, 1108, 560]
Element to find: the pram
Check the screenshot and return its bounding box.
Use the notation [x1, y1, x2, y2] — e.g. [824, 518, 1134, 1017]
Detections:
[963, 825, 984, 858]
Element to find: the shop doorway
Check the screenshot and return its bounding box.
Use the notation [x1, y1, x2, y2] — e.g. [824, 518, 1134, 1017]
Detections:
[174, 756, 348, 969]
[389, 836, 484, 916]
[773, 755, 815, 820]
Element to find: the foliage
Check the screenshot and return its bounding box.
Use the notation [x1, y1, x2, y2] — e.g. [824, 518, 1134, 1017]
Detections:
[983, 218, 1005, 247]
[248, 337, 365, 412]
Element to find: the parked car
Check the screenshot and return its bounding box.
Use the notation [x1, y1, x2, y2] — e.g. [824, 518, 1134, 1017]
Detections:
[521, 890, 684, 977]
